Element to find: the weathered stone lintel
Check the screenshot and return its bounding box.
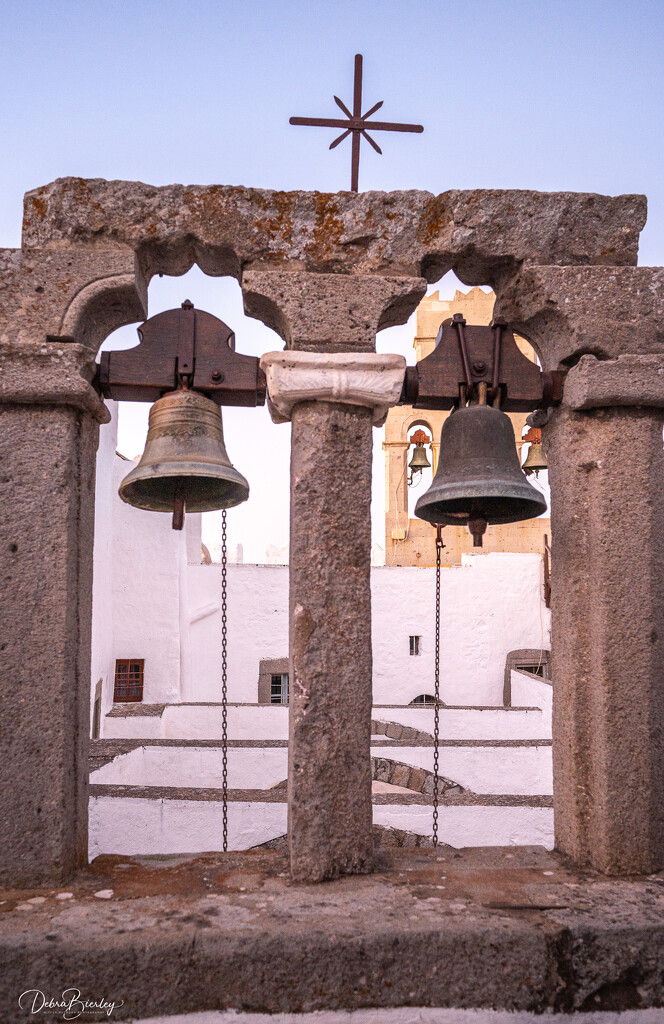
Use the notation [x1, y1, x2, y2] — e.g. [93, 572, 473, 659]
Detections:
[0, 343, 110, 422]
[260, 351, 406, 426]
[22, 179, 646, 282]
[564, 353, 664, 409]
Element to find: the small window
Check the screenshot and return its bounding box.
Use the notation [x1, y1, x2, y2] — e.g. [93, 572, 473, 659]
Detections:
[410, 694, 436, 706]
[515, 662, 548, 679]
[114, 659, 144, 702]
[270, 673, 289, 705]
[409, 635, 421, 656]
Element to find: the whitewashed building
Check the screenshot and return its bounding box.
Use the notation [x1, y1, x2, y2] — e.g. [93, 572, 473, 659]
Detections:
[90, 404, 553, 856]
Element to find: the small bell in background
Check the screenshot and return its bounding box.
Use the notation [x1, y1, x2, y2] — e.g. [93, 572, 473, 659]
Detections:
[521, 427, 548, 476]
[119, 388, 249, 530]
[407, 428, 432, 485]
[415, 391, 546, 547]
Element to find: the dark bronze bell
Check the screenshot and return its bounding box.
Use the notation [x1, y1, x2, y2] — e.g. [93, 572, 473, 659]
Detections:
[119, 388, 249, 530]
[409, 443, 431, 472]
[522, 440, 548, 476]
[408, 441, 431, 485]
[414, 404, 547, 547]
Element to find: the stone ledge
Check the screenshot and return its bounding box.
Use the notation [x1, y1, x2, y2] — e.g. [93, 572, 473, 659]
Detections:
[1, 848, 663, 1019]
[88, 785, 554, 808]
[107, 704, 167, 718]
[119, 1009, 664, 1024]
[564, 354, 664, 410]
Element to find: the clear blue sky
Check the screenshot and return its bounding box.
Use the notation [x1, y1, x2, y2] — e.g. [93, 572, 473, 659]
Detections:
[1, 0, 662, 559]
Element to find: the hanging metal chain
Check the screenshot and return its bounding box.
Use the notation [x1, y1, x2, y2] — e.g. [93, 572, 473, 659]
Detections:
[221, 509, 228, 852]
[433, 524, 444, 848]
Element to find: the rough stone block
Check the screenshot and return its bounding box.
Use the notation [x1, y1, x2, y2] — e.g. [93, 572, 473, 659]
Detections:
[22, 179, 645, 283]
[496, 265, 664, 370]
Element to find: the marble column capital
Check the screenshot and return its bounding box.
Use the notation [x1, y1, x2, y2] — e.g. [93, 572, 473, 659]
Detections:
[260, 351, 406, 426]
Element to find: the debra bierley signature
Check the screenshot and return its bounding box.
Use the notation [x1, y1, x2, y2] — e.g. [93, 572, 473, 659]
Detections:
[18, 988, 124, 1019]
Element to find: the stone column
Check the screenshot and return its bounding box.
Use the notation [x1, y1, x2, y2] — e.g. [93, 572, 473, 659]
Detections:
[262, 352, 406, 882]
[0, 345, 110, 886]
[496, 265, 664, 875]
[546, 402, 664, 875]
[246, 269, 424, 882]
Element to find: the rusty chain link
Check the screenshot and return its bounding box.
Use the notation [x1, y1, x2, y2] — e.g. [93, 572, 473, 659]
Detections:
[221, 509, 228, 852]
[433, 524, 444, 847]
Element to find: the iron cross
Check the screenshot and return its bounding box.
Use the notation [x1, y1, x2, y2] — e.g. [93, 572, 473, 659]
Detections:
[290, 54, 423, 192]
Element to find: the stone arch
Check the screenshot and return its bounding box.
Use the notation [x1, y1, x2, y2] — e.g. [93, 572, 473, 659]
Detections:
[58, 271, 147, 353]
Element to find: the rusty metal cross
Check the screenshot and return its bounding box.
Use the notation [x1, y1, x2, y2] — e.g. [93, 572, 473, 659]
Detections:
[290, 54, 423, 192]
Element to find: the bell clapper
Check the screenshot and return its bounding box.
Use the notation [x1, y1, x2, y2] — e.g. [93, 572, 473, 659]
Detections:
[468, 515, 488, 548]
[172, 480, 186, 531]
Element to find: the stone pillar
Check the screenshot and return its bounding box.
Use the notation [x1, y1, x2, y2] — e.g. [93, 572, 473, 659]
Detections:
[0, 345, 110, 885]
[546, 403, 664, 875]
[261, 351, 406, 882]
[496, 265, 664, 875]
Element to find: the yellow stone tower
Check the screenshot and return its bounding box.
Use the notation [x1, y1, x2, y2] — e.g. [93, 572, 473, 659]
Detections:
[383, 287, 551, 566]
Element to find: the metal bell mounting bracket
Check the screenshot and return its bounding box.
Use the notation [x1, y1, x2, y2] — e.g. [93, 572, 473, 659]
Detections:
[400, 313, 563, 413]
[96, 300, 267, 408]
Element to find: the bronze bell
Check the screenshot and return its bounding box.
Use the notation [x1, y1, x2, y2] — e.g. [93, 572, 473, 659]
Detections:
[414, 404, 547, 547]
[119, 388, 249, 530]
[522, 440, 548, 476]
[408, 441, 431, 485]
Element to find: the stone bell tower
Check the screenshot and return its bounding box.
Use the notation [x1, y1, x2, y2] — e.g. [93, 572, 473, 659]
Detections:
[383, 286, 551, 566]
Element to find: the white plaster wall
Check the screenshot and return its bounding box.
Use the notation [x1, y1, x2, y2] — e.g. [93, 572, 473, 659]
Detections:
[102, 716, 163, 740]
[110, 459, 187, 705]
[90, 741, 551, 796]
[162, 704, 290, 740]
[372, 706, 550, 740]
[373, 804, 554, 849]
[176, 556, 548, 709]
[103, 704, 546, 742]
[89, 797, 287, 857]
[371, 554, 550, 707]
[187, 564, 289, 703]
[95, 505, 549, 715]
[91, 402, 119, 726]
[91, 745, 288, 789]
[88, 797, 552, 857]
[371, 744, 552, 796]
[510, 670, 552, 735]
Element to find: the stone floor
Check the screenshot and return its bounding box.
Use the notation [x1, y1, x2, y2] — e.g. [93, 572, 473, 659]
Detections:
[4, 847, 664, 1022]
[132, 1013, 664, 1023]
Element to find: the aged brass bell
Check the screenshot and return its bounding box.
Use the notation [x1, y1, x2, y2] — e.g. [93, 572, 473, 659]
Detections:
[522, 440, 548, 476]
[119, 388, 249, 530]
[414, 404, 547, 547]
[408, 441, 431, 485]
[409, 443, 431, 472]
